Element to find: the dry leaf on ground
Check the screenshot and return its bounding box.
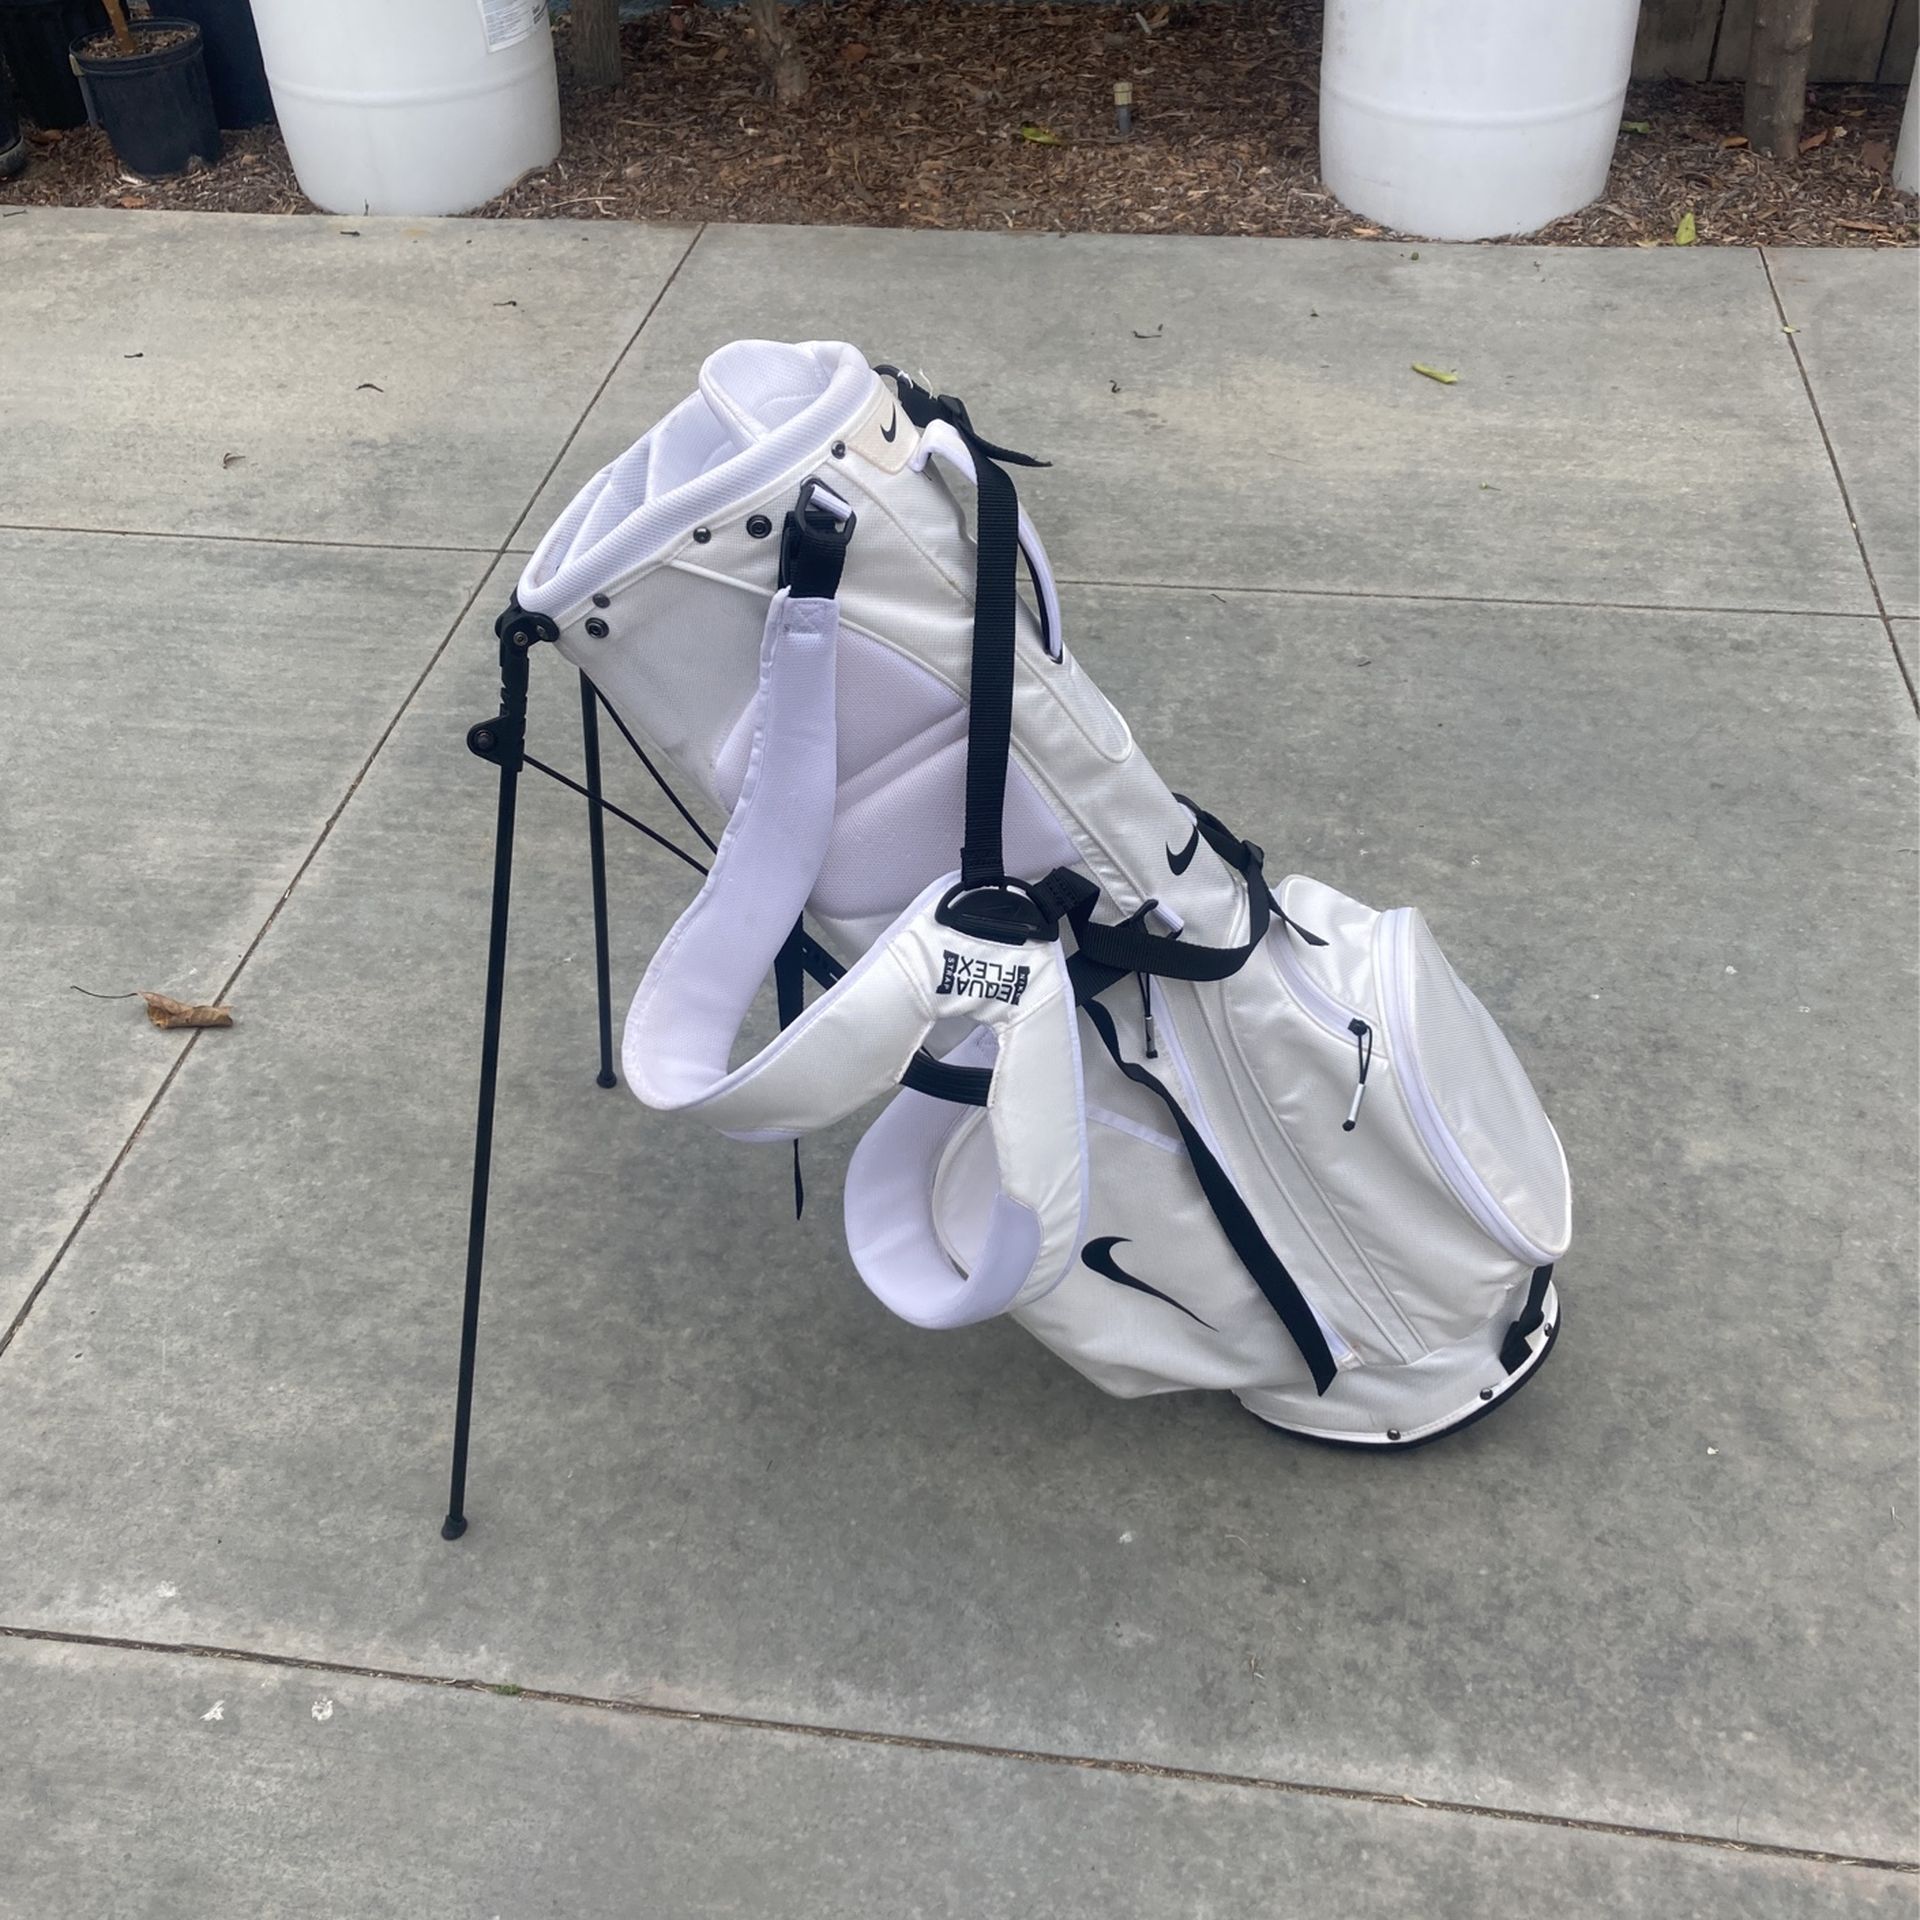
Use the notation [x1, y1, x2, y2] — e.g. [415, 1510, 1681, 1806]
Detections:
[140, 992, 234, 1029]
[71, 984, 235, 1029]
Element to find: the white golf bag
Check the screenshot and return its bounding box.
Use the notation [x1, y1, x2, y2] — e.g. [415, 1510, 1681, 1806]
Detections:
[517, 340, 1571, 1448]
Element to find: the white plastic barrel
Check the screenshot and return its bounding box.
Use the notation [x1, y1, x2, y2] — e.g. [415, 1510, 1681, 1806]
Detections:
[1319, 0, 1642, 241]
[1895, 54, 1918, 195]
[250, 0, 561, 217]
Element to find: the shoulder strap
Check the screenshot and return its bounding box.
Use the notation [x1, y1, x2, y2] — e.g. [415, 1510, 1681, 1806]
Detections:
[622, 502, 1087, 1329]
[884, 372, 1050, 891]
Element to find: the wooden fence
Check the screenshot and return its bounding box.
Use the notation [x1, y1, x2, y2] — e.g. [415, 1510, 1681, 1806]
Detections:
[1633, 0, 1917, 80]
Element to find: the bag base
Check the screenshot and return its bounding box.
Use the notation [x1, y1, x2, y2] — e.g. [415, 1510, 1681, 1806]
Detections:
[1236, 1283, 1561, 1449]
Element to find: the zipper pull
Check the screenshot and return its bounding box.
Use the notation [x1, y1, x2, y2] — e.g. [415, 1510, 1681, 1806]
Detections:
[1343, 1017, 1372, 1131]
[1138, 972, 1158, 1058]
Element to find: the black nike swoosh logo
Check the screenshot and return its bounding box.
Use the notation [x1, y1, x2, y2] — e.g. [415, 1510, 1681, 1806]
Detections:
[879, 406, 898, 443]
[1167, 821, 1200, 875]
[1082, 1237, 1215, 1329]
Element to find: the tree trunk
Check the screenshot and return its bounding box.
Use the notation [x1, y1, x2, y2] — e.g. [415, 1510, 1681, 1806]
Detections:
[746, 0, 809, 103]
[570, 0, 623, 90]
[1744, 0, 1817, 159]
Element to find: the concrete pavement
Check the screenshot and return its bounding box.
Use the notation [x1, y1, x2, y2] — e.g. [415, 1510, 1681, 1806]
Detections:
[1, 210, 1914, 1916]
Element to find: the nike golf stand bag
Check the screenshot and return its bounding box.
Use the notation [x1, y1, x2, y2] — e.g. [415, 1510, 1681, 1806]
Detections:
[440, 341, 1572, 1537]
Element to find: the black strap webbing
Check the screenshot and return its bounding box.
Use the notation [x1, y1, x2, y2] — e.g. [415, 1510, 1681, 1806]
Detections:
[1032, 803, 1325, 995]
[886, 374, 1047, 891]
[1499, 1264, 1554, 1373]
[959, 448, 1021, 888]
[900, 1050, 993, 1106]
[1076, 990, 1340, 1395]
[773, 920, 809, 1218]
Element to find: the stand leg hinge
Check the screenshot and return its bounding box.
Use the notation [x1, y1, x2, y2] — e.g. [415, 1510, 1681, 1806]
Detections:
[467, 714, 524, 767]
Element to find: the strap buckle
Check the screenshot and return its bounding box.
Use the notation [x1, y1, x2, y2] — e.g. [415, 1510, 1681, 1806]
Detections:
[875, 366, 1048, 470]
[778, 478, 857, 599]
[935, 876, 1061, 946]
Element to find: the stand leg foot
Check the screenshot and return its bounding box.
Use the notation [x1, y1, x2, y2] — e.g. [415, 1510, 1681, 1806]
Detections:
[441, 1514, 469, 1542]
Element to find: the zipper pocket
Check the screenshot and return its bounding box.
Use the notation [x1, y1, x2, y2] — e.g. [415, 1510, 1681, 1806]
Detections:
[1269, 926, 1374, 1132]
[1270, 920, 1362, 1042]
[1378, 908, 1559, 1266]
[1148, 981, 1360, 1371]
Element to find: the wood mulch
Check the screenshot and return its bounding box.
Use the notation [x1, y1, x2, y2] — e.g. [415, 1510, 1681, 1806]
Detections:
[74, 25, 199, 59]
[4, 1, 1914, 245]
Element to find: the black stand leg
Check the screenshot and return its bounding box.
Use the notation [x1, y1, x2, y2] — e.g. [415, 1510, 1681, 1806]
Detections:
[579, 674, 618, 1090]
[443, 604, 553, 1543]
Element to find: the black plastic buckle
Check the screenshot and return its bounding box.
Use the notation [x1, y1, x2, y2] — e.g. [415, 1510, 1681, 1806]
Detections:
[778, 478, 857, 599]
[935, 877, 1061, 946]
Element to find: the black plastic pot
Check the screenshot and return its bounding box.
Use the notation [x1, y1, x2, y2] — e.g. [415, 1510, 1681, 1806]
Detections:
[0, 0, 107, 130]
[1, 66, 26, 176]
[163, 0, 268, 128]
[72, 19, 219, 177]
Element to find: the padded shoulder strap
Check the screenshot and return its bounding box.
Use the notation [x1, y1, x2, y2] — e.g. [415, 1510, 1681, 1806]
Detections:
[622, 583, 1088, 1328]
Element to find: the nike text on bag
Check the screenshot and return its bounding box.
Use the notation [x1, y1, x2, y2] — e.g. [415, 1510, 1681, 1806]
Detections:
[517, 341, 1572, 1447]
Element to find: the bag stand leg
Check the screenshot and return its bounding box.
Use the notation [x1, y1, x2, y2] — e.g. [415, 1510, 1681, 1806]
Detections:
[441, 602, 616, 1541]
[579, 673, 618, 1091]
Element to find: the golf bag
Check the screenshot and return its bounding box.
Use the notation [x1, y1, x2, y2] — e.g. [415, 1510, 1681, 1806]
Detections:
[517, 340, 1571, 1447]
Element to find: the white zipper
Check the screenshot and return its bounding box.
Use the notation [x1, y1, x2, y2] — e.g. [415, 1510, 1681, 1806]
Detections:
[1269, 925, 1375, 1133]
[1268, 919, 1362, 1043]
[1378, 909, 1557, 1267]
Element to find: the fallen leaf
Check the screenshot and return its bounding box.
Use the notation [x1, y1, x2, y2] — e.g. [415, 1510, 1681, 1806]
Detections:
[118, 195, 147, 210]
[1621, 119, 1650, 135]
[221, 451, 245, 468]
[1673, 211, 1697, 246]
[356, 381, 383, 392]
[1836, 217, 1891, 234]
[141, 992, 233, 1030]
[1798, 128, 1830, 154]
[337, 228, 360, 237]
[1131, 322, 1163, 338]
[1781, 323, 1798, 334]
[1860, 140, 1892, 174]
[1350, 224, 1382, 237]
[839, 40, 869, 62]
[71, 985, 233, 1029]
[491, 298, 518, 306]
[123, 351, 143, 359]
[1020, 123, 1062, 145]
[1720, 133, 1749, 149]
[26, 127, 63, 146]
[1411, 362, 1458, 385]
